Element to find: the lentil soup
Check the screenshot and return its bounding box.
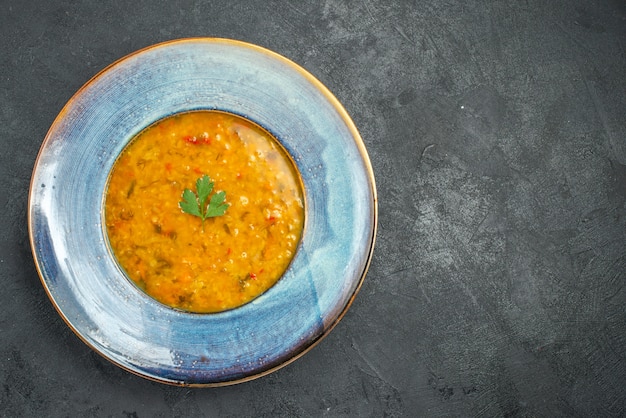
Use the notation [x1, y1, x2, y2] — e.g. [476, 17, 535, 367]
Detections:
[104, 111, 305, 313]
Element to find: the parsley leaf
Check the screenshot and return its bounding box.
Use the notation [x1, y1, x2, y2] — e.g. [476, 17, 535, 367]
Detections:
[205, 190, 228, 218]
[179, 175, 229, 229]
[179, 188, 202, 218]
[196, 175, 213, 210]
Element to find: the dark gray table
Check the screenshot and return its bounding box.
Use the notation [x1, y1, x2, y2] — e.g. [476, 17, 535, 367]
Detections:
[2, 1, 624, 416]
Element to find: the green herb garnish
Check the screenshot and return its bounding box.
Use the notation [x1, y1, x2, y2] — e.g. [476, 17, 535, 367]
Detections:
[179, 175, 229, 230]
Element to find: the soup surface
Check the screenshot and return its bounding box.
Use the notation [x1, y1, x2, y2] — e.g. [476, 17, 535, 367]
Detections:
[105, 111, 304, 313]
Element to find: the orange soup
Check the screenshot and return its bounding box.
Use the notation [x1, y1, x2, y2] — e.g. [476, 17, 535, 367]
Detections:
[105, 111, 304, 313]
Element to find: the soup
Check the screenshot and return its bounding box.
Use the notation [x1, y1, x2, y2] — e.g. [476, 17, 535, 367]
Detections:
[105, 111, 305, 313]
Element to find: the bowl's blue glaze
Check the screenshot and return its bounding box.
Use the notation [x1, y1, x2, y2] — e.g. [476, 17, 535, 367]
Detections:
[29, 38, 377, 386]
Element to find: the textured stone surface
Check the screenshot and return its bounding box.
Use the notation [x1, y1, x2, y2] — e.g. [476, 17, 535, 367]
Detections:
[1, 0, 625, 416]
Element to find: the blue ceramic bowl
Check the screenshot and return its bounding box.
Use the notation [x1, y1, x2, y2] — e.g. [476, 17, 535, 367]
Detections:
[29, 38, 377, 386]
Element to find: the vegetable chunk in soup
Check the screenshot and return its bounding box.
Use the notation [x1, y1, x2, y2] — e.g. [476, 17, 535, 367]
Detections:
[105, 111, 305, 313]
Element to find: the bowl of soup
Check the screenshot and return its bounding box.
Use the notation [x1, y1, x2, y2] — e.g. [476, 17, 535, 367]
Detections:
[29, 38, 377, 386]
